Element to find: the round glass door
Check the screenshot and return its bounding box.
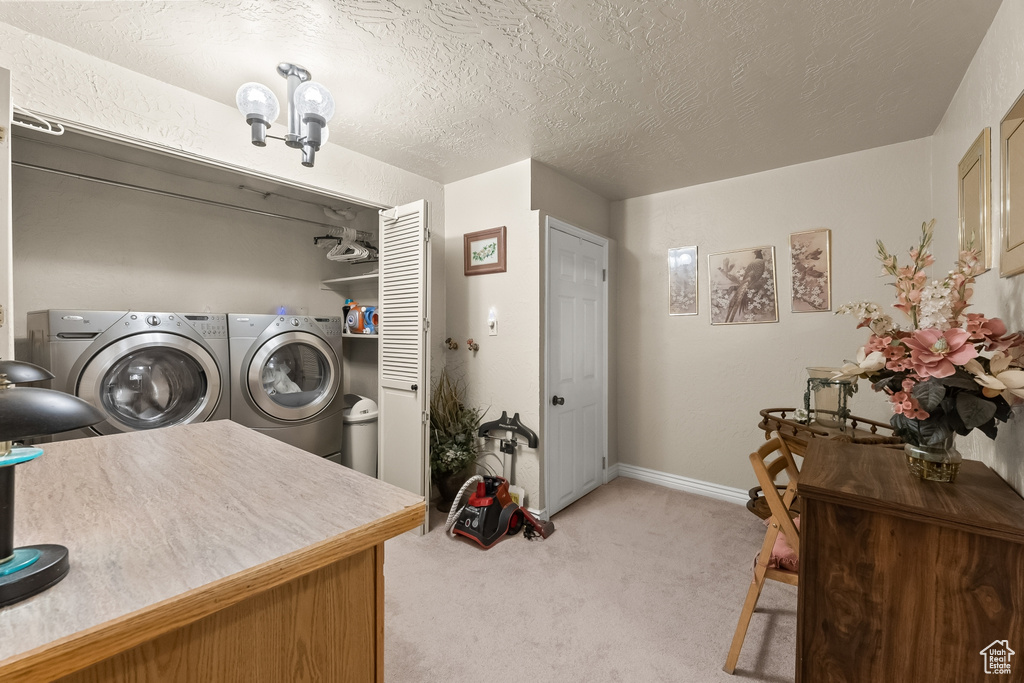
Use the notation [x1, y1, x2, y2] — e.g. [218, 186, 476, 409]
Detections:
[101, 348, 207, 429]
[248, 332, 340, 421]
[77, 332, 222, 434]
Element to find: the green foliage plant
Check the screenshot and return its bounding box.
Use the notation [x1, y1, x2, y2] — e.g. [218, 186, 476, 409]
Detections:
[429, 367, 485, 476]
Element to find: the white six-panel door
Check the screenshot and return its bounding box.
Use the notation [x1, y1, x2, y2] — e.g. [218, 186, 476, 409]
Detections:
[0, 68, 12, 359]
[545, 218, 608, 517]
[378, 200, 429, 533]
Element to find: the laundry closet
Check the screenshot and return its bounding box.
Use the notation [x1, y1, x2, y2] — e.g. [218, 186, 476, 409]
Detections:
[9, 123, 430, 514]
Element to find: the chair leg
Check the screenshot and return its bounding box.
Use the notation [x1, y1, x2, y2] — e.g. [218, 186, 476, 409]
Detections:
[723, 570, 767, 674]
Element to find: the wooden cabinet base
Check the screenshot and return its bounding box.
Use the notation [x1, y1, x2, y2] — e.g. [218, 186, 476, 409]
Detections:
[55, 544, 385, 683]
[798, 441, 1024, 683]
[799, 500, 1024, 682]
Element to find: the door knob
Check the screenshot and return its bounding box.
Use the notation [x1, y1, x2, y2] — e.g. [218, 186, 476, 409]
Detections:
[411, 384, 418, 391]
[551, 395, 564, 406]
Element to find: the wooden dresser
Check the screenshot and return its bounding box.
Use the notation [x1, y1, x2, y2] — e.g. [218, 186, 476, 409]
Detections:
[797, 440, 1024, 682]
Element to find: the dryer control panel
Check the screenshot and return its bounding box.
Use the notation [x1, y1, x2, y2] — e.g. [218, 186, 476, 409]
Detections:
[314, 316, 344, 337]
[182, 313, 228, 339]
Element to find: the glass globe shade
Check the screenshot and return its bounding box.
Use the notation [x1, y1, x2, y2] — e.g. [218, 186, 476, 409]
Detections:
[294, 81, 336, 122]
[235, 82, 280, 122]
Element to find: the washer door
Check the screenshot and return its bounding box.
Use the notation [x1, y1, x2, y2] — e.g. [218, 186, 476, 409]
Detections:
[78, 332, 222, 434]
[247, 331, 340, 421]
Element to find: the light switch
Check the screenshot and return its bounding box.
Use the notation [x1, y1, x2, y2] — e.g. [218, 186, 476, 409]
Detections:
[488, 307, 497, 336]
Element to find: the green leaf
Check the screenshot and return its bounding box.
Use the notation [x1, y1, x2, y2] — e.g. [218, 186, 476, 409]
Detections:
[873, 375, 902, 393]
[917, 418, 952, 447]
[978, 420, 999, 439]
[890, 413, 951, 447]
[994, 396, 1014, 422]
[936, 370, 980, 391]
[956, 392, 998, 430]
[912, 380, 946, 412]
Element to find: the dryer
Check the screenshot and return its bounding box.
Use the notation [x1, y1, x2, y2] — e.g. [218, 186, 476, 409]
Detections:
[227, 314, 345, 458]
[27, 310, 229, 440]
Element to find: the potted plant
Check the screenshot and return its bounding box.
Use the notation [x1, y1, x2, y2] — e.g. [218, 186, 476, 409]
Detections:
[429, 367, 485, 511]
[834, 220, 1024, 482]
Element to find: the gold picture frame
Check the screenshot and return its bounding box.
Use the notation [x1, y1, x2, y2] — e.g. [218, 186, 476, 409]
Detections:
[707, 246, 778, 325]
[958, 128, 991, 272]
[1000, 89, 1024, 277]
[789, 228, 831, 312]
[668, 246, 698, 316]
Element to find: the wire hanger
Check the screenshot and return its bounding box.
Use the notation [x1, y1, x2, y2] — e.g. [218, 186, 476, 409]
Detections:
[12, 106, 65, 136]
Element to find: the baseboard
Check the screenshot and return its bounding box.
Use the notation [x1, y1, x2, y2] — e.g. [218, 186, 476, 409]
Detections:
[612, 463, 747, 506]
[605, 462, 620, 482]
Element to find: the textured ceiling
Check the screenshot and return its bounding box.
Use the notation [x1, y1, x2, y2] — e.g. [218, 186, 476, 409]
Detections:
[0, 0, 1003, 200]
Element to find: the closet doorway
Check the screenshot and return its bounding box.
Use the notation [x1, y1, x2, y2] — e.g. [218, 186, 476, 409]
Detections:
[543, 217, 608, 517]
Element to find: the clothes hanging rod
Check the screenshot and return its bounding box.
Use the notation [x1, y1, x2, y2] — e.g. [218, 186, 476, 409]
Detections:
[12, 107, 65, 136]
[12, 160, 376, 240]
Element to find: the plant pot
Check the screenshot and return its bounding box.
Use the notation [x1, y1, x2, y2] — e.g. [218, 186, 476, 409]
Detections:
[904, 435, 962, 483]
[433, 468, 473, 512]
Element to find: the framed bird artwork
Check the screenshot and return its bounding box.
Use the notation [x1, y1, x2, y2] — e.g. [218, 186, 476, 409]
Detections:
[789, 228, 832, 312]
[708, 246, 778, 325]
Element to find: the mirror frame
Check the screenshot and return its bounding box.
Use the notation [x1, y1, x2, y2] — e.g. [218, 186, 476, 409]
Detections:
[1000, 89, 1024, 277]
[958, 128, 991, 272]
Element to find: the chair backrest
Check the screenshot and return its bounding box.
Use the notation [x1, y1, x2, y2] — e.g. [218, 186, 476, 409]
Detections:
[749, 432, 800, 557]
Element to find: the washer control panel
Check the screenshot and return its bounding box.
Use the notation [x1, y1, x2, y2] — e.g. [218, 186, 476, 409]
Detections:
[183, 314, 228, 339]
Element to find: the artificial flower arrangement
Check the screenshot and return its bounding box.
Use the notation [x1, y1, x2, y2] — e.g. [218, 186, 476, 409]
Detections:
[835, 220, 1024, 449]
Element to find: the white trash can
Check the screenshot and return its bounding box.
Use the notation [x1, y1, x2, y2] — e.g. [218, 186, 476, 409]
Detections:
[341, 394, 378, 477]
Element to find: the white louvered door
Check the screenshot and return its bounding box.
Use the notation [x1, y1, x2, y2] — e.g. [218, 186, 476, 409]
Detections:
[378, 200, 429, 531]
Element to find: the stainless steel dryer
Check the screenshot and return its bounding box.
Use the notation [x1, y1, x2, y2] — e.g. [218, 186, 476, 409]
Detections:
[227, 314, 344, 458]
[27, 310, 229, 440]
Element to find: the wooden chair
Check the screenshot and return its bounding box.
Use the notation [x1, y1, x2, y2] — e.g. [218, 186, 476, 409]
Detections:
[723, 433, 801, 674]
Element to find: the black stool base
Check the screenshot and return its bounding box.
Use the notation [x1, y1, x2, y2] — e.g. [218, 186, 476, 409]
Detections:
[0, 544, 69, 608]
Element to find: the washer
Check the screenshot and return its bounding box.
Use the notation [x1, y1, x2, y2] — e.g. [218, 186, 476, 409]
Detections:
[27, 310, 229, 440]
[227, 314, 345, 458]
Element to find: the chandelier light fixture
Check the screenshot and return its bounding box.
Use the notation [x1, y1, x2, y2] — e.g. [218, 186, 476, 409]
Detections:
[236, 63, 336, 168]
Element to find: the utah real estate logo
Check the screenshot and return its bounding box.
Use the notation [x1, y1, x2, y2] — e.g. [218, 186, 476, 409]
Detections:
[980, 640, 1015, 675]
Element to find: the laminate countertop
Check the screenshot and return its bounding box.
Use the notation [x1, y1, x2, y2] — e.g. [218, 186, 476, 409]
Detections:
[0, 420, 424, 679]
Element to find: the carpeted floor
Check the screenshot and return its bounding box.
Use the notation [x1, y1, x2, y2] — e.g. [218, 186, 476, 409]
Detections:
[384, 477, 796, 682]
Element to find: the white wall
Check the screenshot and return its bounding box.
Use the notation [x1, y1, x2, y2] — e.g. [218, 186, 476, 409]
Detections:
[11, 138, 367, 326]
[930, 0, 1024, 494]
[444, 160, 612, 511]
[531, 160, 611, 237]
[610, 139, 931, 490]
[443, 160, 543, 505]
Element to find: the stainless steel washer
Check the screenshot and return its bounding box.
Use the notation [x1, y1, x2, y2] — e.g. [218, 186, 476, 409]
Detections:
[227, 314, 345, 458]
[27, 310, 230, 440]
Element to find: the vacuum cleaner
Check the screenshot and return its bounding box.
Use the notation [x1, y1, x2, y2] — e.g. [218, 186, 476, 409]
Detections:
[446, 475, 554, 548]
[444, 412, 555, 548]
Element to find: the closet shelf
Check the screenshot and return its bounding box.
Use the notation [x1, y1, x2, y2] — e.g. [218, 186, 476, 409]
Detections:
[342, 333, 379, 339]
[320, 273, 379, 291]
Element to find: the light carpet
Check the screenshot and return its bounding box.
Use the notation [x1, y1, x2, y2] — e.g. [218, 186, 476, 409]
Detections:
[384, 476, 796, 682]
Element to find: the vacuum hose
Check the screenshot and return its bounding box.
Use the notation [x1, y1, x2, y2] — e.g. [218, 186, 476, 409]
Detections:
[444, 475, 483, 536]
